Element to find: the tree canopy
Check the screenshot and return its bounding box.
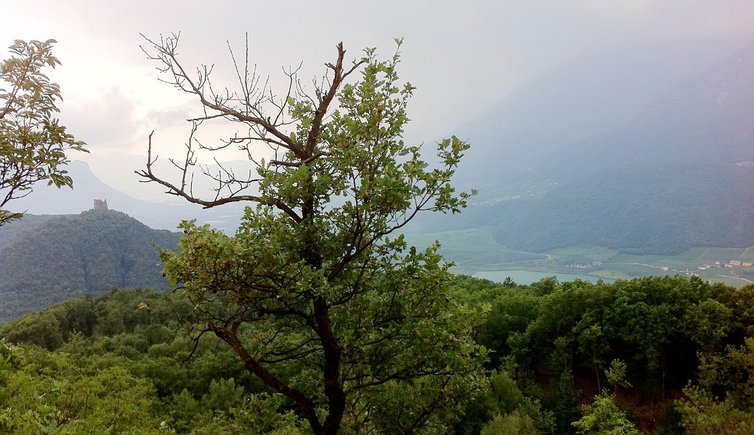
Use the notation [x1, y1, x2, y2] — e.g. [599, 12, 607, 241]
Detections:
[0, 39, 86, 225]
[3, 275, 754, 433]
[137, 34, 482, 434]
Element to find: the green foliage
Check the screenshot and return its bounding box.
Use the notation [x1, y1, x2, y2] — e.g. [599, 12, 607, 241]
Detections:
[676, 385, 754, 434]
[0, 39, 86, 225]
[0, 289, 306, 433]
[572, 392, 641, 435]
[454, 368, 555, 435]
[1, 274, 754, 432]
[676, 336, 754, 433]
[605, 359, 631, 390]
[490, 370, 525, 414]
[202, 378, 245, 412]
[0, 343, 160, 433]
[481, 410, 538, 435]
[471, 276, 754, 433]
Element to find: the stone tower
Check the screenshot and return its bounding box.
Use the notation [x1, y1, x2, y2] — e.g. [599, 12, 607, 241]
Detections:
[93, 198, 108, 210]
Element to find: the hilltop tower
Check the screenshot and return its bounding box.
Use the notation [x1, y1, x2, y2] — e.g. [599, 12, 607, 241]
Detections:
[93, 198, 108, 210]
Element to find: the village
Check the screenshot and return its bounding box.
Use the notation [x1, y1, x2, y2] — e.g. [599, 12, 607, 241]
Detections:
[697, 259, 754, 270]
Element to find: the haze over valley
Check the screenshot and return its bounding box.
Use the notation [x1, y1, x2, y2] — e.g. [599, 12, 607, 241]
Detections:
[8, 35, 754, 287]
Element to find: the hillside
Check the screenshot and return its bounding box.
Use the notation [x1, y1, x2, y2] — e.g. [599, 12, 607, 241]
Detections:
[0, 214, 54, 248]
[0, 209, 180, 320]
[452, 38, 740, 191]
[545, 41, 754, 178]
[489, 164, 754, 254]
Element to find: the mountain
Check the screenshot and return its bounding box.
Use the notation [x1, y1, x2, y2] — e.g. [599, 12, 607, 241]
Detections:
[422, 39, 754, 256]
[0, 214, 53, 248]
[543, 41, 754, 179]
[0, 209, 181, 321]
[452, 38, 743, 193]
[476, 41, 754, 255]
[8, 160, 246, 233]
[488, 164, 754, 254]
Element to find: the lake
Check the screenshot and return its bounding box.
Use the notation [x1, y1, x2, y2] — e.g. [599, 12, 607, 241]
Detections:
[472, 269, 613, 285]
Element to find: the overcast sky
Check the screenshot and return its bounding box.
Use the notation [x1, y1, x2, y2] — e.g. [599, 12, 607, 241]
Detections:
[2, 0, 754, 200]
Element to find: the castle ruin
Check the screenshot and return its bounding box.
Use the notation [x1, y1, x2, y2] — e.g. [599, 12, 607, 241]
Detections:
[93, 199, 108, 210]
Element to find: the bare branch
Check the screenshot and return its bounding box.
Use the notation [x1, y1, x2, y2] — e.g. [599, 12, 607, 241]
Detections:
[304, 42, 366, 156]
[141, 33, 304, 159]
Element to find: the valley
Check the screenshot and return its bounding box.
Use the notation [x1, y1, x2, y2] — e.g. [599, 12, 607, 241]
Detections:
[404, 226, 754, 287]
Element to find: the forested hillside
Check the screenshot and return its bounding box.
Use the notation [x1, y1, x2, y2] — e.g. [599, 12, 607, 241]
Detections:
[1, 276, 752, 433]
[0, 214, 53, 248]
[0, 210, 180, 320]
[490, 164, 754, 254]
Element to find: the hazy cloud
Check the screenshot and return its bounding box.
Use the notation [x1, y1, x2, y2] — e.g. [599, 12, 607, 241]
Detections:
[2, 1, 753, 199]
[60, 87, 142, 151]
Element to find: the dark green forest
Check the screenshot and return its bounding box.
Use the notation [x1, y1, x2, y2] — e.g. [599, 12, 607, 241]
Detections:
[1, 275, 752, 433]
[0, 210, 180, 320]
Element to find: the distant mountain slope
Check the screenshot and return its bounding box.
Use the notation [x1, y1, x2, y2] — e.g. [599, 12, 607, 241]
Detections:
[0, 214, 54, 248]
[453, 38, 741, 190]
[490, 164, 754, 254]
[545, 41, 754, 178]
[0, 210, 180, 321]
[482, 41, 754, 255]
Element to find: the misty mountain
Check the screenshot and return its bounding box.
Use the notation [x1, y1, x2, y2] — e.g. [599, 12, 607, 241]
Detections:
[0, 210, 181, 321]
[8, 160, 246, 233]
[473, 40, 754, 254]
[545, 41, 754, 178]
[489, 164, 754, 254]
[453, 38, 741, 191]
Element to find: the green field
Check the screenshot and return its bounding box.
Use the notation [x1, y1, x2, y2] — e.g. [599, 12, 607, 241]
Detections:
[403, 226, 754, 286]
[403, 226, 546, 273]
[545, 245, 619, 263]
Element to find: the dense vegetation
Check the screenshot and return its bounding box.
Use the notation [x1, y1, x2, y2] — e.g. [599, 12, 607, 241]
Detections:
[0, 213, 52, 247]
[0, 210, 179, 320]
[1, 275, 752, 433]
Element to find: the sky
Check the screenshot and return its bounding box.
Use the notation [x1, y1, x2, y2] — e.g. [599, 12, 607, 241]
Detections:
[2, 0, 754, 201]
